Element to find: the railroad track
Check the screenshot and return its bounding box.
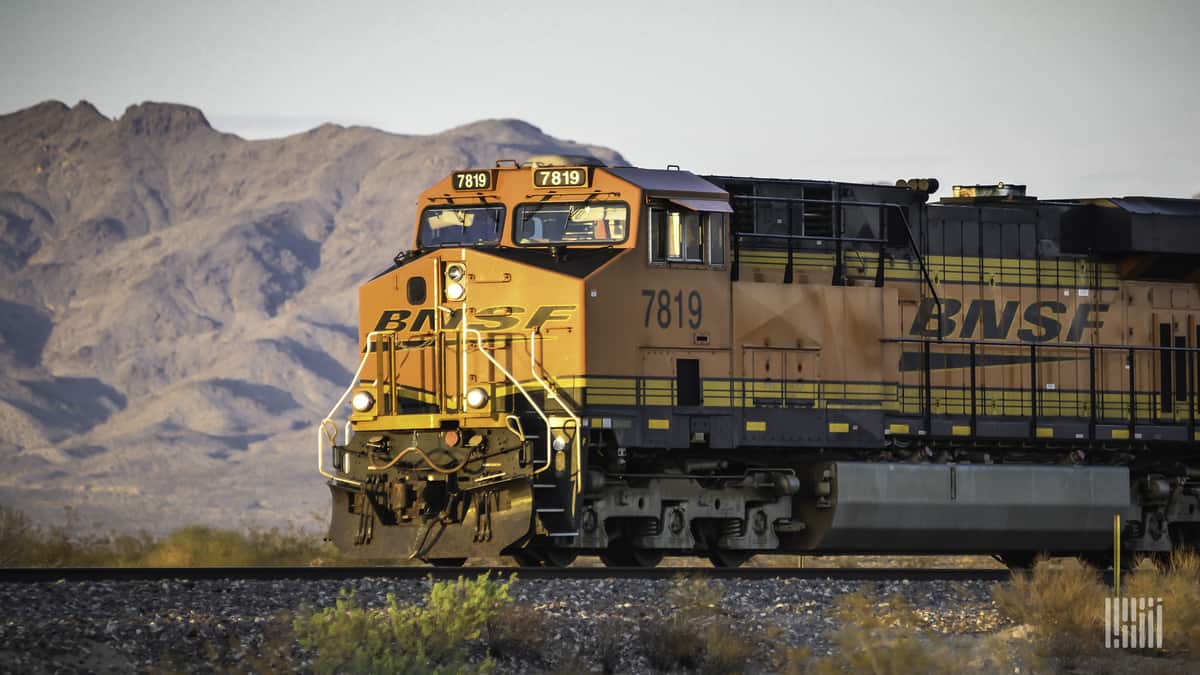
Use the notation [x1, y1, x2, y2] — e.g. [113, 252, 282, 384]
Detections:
[0, 565, 1012, 583]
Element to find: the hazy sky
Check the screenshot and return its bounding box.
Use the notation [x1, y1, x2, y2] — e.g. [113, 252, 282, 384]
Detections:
[2, 0, 1197, 198]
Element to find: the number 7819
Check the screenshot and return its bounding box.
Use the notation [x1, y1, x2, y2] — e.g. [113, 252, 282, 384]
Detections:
[641, 289, 702, 329]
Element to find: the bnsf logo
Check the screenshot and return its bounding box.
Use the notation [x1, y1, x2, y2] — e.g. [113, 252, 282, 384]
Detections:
[909, 298, 1109, 343]
[373, 305, 576, 333]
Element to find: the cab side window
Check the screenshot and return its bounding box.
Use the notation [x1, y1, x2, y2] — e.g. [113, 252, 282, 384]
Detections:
[650, 208, 726, 266]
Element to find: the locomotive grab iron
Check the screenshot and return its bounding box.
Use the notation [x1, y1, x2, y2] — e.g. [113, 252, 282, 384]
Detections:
[320, 156, 1200, 567]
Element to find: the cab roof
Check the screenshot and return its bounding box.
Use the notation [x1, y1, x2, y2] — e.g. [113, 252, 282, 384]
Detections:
[606, 167, 729, 198]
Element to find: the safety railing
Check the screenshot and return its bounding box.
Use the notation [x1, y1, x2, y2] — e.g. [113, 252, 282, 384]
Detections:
[464, 327, 558, 475]
[888, 337, 1200, 439]
[317, 329, 404, 487]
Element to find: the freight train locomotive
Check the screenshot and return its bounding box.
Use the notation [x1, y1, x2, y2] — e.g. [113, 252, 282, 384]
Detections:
[319, 156, 1200, 567]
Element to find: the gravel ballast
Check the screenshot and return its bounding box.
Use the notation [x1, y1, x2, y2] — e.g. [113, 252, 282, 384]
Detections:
[0, 575, 1006, 673]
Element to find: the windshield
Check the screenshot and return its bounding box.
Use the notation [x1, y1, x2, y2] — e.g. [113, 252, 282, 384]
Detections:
[417, 205, 505, 248]
[515, 202, 628, 245]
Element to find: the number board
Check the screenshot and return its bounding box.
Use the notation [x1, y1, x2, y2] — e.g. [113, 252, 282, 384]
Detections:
[451, 170, 495, 191]
[532, 166, 591, 189]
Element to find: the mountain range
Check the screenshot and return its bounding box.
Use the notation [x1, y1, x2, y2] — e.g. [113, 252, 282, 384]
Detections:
[0, 100, 624, 533]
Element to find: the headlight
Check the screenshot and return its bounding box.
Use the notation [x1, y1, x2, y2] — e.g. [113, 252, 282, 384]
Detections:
[446, 263, 466, 281]
[351, 391, 375, 412]
[552, 435, 567, 452]
[464, 387, 489, 409]
[445, 281, 466, 301]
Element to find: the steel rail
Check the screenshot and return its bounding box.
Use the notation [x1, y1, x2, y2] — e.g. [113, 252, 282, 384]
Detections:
[0, 566, 1012, 583]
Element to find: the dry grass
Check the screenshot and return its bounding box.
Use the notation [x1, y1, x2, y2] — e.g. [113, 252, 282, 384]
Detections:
[0, 505, 153, 566]
[993, 557, 1108, 663]
[830, 587, 927, 631]
[593, 618, 629, 675]
[799, 587, 968, 674]
[483, 603, 549, 666]
[0, 504, 339, 567]
[640, 575, 755, 673]
[1124, 549, 1200, 658]
[640, 617, 706, 671]
[666, 574, 724, 618]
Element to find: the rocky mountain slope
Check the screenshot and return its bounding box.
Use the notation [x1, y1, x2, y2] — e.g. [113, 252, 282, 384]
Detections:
[0, 100, 624, 533]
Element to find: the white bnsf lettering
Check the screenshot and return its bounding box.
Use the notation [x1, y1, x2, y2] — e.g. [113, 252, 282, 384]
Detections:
[373, 305, 577, 333]
[909, 298, 1108, 343]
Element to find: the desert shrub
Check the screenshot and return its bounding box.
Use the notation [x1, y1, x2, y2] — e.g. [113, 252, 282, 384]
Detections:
[773, 644, 812, 675]
[992, 557, 1107, 662]
[0, 505, 40, 565]
[641, 575, 753, 673]
[0, 504, 337, 567]
[667, 574, 724, 619]
[140, 526, 260, 566]
[1124, 548, 1200, 657]
[803, 587, 965, 675]
[593, 617, 629, 674]
[294, 574, 515, 675]
[699, 623, 755, 674]
[245, 524, 341, 564]
[140, 523, 337, 566]
[483, 602, 548, 665]
[831, 587, 925, 631]
[0, 505, 155, 566]
[641, 616, 706, 671]
[819, 629, 961, 675]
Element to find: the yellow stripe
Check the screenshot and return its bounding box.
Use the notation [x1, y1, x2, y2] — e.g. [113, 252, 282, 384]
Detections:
[745, 420, 767, 432]
[829, 422, 850, 433]
[952, 425, 972, 436]
[888, 423, 910, 435]
[1111, 429, 1130, 439]
[1036, 427, 1054, 438]
[647, 418, 670, 430]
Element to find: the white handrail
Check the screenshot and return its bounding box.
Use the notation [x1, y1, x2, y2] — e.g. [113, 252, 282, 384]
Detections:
[316, 330, 396, 487]
[465, 328, 555, 474]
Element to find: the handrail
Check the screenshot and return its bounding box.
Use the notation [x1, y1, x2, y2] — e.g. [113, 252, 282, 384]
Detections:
[889, 335, 1200, 435]
[730, 193, 915, 209]
[464, 327, 555, 475]
[529, 329, 582, 508]
[736, 232, 886, 245]
[317, 330, 402, 487]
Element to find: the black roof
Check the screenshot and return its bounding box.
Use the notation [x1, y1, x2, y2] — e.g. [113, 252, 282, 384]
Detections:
[606, 167, 728, 198]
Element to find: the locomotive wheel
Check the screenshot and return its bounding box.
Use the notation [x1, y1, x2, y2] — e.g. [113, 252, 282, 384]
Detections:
[428, 557, 468, 567]
[707, 549, 752, 568]
[599, 544, 663, 568]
